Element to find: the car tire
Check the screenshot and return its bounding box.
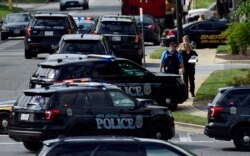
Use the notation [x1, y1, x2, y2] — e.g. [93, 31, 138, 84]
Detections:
[153, 34, 161, 45]
[69, 126, 89, 136]
[24, 49, 33, 59]
[23, 141, 42, 152]
[233, 126, 250, 151]
[157, 90, 178, 111]
[190, 40, 197, 49]
[1, 34, 8, 40]
[60, 5, 66, 11]
[148, 123, 169, 140]
[0, 112, 9, 134]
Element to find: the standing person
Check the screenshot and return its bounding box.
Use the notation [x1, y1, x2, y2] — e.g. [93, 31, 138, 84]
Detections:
[177, 35, 194, 51]
[181, 43, 198, 97]
[160, 41, 183, 74]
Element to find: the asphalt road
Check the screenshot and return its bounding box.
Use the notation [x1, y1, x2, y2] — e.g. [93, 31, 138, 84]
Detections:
[0, 0, 249, 155]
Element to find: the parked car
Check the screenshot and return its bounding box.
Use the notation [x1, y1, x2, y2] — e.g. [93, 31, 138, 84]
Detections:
[24, 12, 77, 59]
[60, 0, 89, 11]
[93, 15, 143, 64]
[134, 14, 161, 45]
[204, 85, 250, 151]
[29, 54, 187, 110]
[0, 100, 16, 134]
[55, 34, 112, 55]
[9, 82, 175, 152]
[161, 20, 228, 48]
[38, 136, 196, 156]
[0, 12, 31, 40]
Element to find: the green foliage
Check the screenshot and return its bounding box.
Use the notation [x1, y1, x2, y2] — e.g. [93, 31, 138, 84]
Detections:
[149, 48, 166, 59]
[222, 22, 250, 55]
[173, 112, 207, 125]
[233, 0, 250, 19]
[226, 70, 250, 86]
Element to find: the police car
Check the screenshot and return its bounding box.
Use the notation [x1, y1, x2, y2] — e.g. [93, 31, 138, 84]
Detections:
[73, 16, 96, 34]
[161, 20, 228, 48]
[55, 34, 112, 55]
[8, 82, 175, 152]
[29, 54, 187, 111]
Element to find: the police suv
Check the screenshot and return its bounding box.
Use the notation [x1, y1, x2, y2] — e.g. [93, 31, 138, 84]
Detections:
[29, 54, 187, 110]
[8, 82, 175, 152]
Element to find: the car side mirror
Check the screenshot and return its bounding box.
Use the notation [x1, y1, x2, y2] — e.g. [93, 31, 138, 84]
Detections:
[138, 99, 158, 107]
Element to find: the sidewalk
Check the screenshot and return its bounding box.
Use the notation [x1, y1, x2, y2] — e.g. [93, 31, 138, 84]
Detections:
[146, 48, 249, 118]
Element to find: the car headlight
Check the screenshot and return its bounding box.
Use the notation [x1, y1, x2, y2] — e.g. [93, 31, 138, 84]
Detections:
[1, 26, 9, 31]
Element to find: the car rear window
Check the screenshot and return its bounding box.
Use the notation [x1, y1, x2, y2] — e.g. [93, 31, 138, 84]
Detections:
[58, 64, 92, 80]
[14, 93, 52, 110]
[61, 40, 106, 54]
[33, 66, 60, 79]
[6, 14, 30, 23]
[33, 17, 70, 29]
[99, 21, 136, 35]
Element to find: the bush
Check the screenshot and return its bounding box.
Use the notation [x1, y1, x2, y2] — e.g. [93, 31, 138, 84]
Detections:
[226, 70, 250, 86]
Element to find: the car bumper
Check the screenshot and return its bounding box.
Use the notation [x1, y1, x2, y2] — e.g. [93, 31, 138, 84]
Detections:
[61, 0, 85, 7]
[25, 39, 59, 52]
[204, 123, 231, 141]
[8, 129, 61, 142]
[1, 30, 25, 37]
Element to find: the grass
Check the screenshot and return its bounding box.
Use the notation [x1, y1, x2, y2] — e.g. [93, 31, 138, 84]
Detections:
[217, 45, 230, 54]
[173, 112, 207, 125]
[194, 0, 215, 9]
[149, 47, 165, 59]
[0, 5, 23, 18]
[195, 68, 249, 101]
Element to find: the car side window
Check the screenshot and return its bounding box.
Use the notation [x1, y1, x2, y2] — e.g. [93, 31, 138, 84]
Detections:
[59, 64, 92, 80]
[87, 91, 111, 107]
[57, 93, 77, 108]
[92, 62, 121, 77]
[221, 90, 250, 106]
[95, 143, 140, 156]
[144, 143, 184, 156]
[108, 91, 135, 107]
[197, 23, 213, 31]
[117, 62, 145, 77]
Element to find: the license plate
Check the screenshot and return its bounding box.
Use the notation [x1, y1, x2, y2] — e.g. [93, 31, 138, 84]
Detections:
[45, 31, 53, 36]
[35, 84, 42, 88]
[112, 36, 121, 41]
[20, 114, 29, 121]
[14, 29, 20, 34]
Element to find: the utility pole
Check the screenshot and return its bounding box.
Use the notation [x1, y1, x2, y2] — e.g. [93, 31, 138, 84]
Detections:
[176, 0, 183, 44]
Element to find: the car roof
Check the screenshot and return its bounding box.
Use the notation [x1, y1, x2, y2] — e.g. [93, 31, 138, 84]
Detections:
[62, 34, 104, 41]
[23, 82, 119, 94]
[39, 55, 123, 67]
[34, 12, 69, 18]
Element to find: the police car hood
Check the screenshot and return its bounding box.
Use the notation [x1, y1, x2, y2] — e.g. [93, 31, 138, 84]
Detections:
[0, 99, 16, 107]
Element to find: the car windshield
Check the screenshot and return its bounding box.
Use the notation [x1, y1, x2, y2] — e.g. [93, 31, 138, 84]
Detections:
[34, 17, 69, 29]
[5, 14, 30, 23]
[99, 21, 136, 35]
[61, 40, 106, 54]
[33, 66, 60, 79]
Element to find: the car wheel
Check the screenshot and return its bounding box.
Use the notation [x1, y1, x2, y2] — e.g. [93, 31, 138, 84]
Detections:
[23, 141, 42, 152]
[0, 112, 9, 134]
[24, 49, 33, 59]
[153, 34, 161, 45]
[60, 5, 66, 11]
[148, 123, 168, 140]
[190, 40, 197, 49]
[158, 90, 178, 111]
[1, 34, 8, 40]
[69, 126, 89, 136]
[233, 126, 250, 151]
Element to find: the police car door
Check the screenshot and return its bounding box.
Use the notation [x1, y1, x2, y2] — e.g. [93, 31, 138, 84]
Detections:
[105, 89, 149, 136]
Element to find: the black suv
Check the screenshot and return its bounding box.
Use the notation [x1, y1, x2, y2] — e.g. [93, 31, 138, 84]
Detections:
[93, 15, 143, 64]
[9, 82, 175, 152]
[204, 86, 250, 151]
[38, 136, 195, 156]
[24, 12, 77, 59]
[55, 34, 112, 55]
[29, 54, 187, 110]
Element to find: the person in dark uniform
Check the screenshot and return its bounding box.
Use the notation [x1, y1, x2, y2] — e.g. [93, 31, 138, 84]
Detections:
[180, 43, 198, 97]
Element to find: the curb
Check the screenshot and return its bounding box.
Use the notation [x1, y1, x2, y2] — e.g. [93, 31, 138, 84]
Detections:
[175, 122, 205, 134]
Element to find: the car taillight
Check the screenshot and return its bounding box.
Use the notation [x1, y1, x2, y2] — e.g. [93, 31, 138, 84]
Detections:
[147, 24, 156, 30]
[209, 106, 224, 118]
[167, 30, 175, 38]
[135, 34, 140, 43]
[26, 27, 32, 36]
[45, 109, 60, 121]
[67, 29, 73, 34]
